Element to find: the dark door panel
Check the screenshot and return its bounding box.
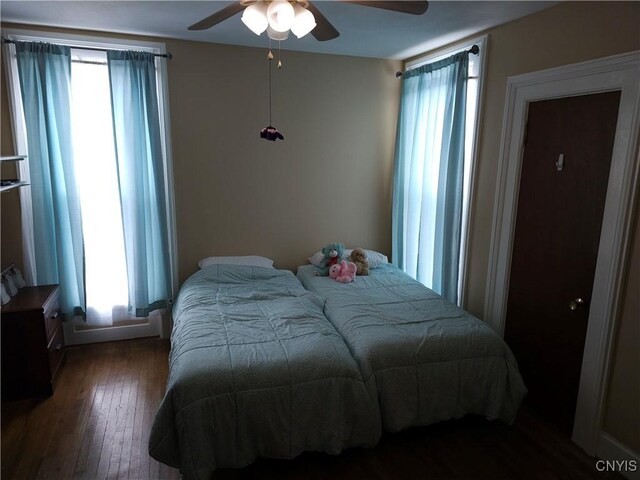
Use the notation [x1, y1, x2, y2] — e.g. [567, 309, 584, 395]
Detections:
[505, 91, 621, 434]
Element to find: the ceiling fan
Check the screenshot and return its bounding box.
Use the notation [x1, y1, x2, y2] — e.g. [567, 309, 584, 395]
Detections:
[188, 0, 429, 42]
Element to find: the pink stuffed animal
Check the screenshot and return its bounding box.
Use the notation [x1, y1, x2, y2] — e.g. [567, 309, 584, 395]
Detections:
[329, 260, 357, 283]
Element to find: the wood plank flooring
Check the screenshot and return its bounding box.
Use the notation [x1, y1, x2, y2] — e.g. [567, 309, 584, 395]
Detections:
[1, 338, 621, 480]
[2, 338, 179, 480]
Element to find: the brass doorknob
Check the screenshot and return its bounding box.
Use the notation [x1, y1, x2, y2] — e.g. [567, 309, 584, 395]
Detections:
[569, 298, 586, 311]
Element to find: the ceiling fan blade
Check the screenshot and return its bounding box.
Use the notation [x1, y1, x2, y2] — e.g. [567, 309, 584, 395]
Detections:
[306, 2, 340, 41]
[188, 2, 246, 31]
[343, 1, 429, 15]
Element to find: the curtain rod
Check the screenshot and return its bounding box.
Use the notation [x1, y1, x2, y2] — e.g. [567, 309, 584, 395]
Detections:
[2, 38, 172, 59]
[395, 44, 479, 78]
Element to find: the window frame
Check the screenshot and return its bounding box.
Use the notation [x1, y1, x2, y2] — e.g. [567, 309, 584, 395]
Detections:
[2, 28, 178, 309]
[403, 34, 488, 308]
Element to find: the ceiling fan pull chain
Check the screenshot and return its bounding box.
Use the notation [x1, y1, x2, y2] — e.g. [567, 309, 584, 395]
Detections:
[268, 49, 272, 126]
[278, 40, 283, 69]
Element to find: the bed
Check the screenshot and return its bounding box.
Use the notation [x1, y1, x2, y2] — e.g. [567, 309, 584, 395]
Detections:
[297, 262, 527, 433]
[149, 264, 381, 480]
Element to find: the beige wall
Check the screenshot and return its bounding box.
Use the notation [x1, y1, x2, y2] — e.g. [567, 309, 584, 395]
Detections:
[167, 40, 400, 281]
[407, 1, 639, 453]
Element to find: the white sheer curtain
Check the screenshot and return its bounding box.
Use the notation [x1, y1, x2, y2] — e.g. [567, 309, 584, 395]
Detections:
[71, 55, 128, 326]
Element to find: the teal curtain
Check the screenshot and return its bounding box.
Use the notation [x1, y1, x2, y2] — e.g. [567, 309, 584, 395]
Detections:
[107, 50, 171, 317]
[15, 42, 85, 317]
[392, 52, 468, 304]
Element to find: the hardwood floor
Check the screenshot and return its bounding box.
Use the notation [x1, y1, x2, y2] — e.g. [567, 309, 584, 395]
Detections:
[1, 338, 621, 480]
[2, 338, 179, 480]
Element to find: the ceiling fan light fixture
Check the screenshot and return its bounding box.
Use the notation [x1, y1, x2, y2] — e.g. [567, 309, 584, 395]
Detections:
[267, 0, 295, 33]
[241, 2, 269, 35]
[291, 4, 316, 39]
[267, 25, 289, 41]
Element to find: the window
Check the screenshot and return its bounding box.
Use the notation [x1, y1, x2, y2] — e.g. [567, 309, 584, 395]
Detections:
[70, 49, 129, 325]
[395, 36, 487, 306]
[3, 30, 177, 328]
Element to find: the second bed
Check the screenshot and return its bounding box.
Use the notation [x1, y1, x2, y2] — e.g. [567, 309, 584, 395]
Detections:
[297, 262, 527, 433]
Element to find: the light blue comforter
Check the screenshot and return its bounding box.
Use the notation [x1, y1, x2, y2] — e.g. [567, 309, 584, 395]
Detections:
[297, 263, 527, 432]
[149, 265, 380, 479]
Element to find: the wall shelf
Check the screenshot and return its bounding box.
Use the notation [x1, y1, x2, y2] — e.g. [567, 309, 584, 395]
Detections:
[0, 181, 29, 193]
[1, 155, 28, 192]
[0, 155, 26, 162]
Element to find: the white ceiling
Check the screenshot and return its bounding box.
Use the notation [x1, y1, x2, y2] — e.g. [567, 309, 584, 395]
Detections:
[1, 1, 559, 59]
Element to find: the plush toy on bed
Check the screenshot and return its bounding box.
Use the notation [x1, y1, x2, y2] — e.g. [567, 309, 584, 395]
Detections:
[329, 260, 357, 283]
[316, 242, 345, 276]
[349, 247, 369, 276]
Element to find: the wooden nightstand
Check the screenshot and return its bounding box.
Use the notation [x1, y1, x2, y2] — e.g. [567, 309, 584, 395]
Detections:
[1, 285, 65, 400]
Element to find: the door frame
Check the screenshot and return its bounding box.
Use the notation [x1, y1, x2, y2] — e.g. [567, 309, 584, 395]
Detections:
[484, 51, 640, 455]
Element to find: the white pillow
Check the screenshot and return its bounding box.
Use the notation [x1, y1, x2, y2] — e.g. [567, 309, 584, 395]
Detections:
[198, 255, 274, 269]
[307, 249, 388, 268]
[307, 251, 325, 266]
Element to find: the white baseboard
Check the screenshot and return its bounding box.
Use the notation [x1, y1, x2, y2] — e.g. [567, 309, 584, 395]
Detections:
[597, 432, 640, 480]
[63, 312, 167, 346]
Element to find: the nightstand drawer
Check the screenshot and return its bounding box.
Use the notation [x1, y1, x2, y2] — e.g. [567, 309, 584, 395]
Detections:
[43, 290, 60, 343]
[44, 306, 60, 343]
[48, 326, 65, 381]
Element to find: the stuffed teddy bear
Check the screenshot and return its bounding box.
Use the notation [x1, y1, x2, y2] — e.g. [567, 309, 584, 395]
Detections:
[349, 247, 369, 276]
[329, 260, 357, 283]
[316, 242, 345, 276]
